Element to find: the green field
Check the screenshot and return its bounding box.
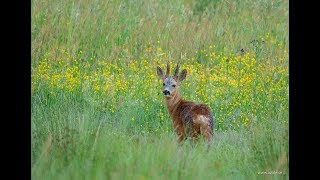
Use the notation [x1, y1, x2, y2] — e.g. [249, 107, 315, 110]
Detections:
[32, 0, 289, 179]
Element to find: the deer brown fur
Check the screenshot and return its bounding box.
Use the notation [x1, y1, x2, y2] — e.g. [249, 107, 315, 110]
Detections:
[157, 62, 214, 143]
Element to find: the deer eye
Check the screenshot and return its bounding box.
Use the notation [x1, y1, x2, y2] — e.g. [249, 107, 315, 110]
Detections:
[172, 84, 176, 87]
[163, 83, 165, 86]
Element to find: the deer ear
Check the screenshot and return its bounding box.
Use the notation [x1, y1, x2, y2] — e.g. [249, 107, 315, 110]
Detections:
[157, 66, 164, 79]
[178, 69, 187, 82]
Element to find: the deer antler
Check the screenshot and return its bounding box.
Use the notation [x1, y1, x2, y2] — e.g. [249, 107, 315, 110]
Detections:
[166, 60, 170, 77]
[174, 53, 183, 77]
[174, 63, 180, 77]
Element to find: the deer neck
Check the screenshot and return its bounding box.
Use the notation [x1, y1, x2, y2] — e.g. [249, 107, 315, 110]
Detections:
[165, 92, 182, 116]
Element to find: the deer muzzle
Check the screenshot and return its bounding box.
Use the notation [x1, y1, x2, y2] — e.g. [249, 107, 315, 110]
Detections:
[163, 90, 170, 95]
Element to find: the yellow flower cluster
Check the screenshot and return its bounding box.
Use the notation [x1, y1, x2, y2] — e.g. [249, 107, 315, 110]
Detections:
[32, 41, 288, 131]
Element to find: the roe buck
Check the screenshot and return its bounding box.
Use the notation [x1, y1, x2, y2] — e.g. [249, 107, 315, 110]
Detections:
[157, 62, 214, 143]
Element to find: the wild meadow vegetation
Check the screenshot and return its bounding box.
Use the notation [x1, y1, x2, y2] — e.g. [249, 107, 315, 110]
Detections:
[32, 0, 289, 179]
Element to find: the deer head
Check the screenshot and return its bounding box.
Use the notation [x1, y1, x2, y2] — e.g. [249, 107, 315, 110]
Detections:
[157, 61, 187, 99]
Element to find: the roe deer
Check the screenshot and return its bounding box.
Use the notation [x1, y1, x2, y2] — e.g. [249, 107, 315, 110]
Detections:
[157, 61, 214, 143]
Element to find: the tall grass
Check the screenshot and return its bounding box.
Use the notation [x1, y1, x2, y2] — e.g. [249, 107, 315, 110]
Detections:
[32, 0, 289, 179]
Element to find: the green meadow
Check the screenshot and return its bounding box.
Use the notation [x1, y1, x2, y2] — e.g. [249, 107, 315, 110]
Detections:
[32, 0, 289, 179]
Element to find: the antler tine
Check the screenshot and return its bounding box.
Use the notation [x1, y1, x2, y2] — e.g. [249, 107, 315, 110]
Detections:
[166, 60, 170, 76]
[174, 63, 180, 77]
[173, 53, 182, 77]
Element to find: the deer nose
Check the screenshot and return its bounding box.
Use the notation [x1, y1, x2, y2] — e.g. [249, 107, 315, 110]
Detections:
[163, 90, 170, 95]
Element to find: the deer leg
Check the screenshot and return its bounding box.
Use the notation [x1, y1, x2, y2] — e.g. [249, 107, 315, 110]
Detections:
[174, 124, 186, 144]
[196, 116, 213, 143]
[188, 125, 201, 144]
[200, 125, 213, 142]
